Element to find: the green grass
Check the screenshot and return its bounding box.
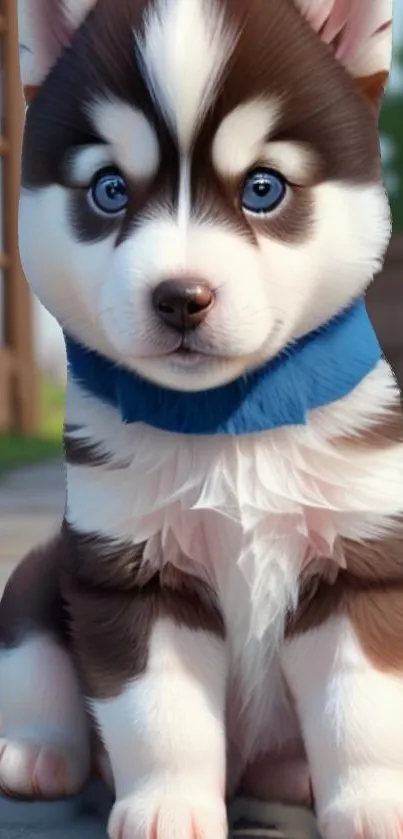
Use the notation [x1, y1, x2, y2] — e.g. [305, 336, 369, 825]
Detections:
[0, 378, 65, 477]
[40, 377, 66, 438]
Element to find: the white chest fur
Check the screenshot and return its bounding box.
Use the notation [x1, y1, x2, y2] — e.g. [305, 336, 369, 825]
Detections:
[65, 360, 403, 753]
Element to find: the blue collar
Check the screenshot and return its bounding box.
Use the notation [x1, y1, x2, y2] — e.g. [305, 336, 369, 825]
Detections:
[65, 299, 381, 436]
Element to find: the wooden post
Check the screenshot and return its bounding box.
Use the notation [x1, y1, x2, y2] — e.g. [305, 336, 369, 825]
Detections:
[2, 0, 38, 435]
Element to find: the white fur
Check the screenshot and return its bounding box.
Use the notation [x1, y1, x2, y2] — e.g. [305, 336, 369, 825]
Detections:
[212, 100, 320, 184]
[135, 0, 236, 152]
[212, 99, 282, 178]
[282, 614, 403, 839]
[177, 156, 192, 241]
[19, 186, 117, 358]
[91, 620, 227, 839]
[260, 142, 320, 186]
[88, 99, 160, 180]
[67, 145, 119, 186]
[257, 181, 390, 338]
[0, 635, 90, 796]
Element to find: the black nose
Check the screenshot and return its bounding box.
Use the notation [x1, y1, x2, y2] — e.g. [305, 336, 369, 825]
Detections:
[152, 280, 215, 331]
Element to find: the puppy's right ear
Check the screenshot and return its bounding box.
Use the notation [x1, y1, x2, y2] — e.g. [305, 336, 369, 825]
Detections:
[18, 0, 97, 103]
[294, 0, 392, 110]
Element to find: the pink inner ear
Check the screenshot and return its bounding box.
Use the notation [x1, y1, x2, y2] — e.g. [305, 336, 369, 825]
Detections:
[298, 0, 333, 33]
[319, 0, 367, 63]
[319, 0, 351, 42]
[295, 0, 391, 101]
[54, 1, 76, 45]
[43, 0, 76, 67]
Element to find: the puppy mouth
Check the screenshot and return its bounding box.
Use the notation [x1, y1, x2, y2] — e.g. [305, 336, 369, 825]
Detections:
[169, 341, 217, 367]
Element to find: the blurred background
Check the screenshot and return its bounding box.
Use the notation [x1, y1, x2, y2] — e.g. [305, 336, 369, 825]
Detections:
[0, 1, 402, 478]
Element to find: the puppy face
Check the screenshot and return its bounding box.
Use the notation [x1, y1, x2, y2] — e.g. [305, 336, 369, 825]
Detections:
[19, 0, 391, 391]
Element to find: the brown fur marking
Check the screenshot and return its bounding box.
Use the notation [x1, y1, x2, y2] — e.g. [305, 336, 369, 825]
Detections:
[62, 521, 225, 699]
[0, 533, 68, 648]
[288, 412, 403, 654]
[64, 557, 225, 699]
[335, 404, 403, 451]
[288, 528, 403, 674]
[64, 432, 113, 467]
[0, 524, 225, 700]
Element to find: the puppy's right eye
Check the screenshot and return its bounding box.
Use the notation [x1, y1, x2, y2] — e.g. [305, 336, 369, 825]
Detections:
[89, 168, 129, 215]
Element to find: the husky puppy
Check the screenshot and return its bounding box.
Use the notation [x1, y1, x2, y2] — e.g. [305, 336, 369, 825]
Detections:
[0, 1, 399, 838]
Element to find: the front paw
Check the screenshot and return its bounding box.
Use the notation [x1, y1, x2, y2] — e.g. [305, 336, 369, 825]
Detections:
[0, 736, 89, 799]
[319, 775, 403, 839]
[108, 784, 227, 839]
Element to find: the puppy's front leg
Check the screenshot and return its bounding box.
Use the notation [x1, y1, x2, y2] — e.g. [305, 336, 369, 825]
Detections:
[283, 605, 403, 839]
[63, 527, 227, 839]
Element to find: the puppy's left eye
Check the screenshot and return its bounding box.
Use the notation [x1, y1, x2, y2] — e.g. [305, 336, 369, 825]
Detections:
[241, 168, 287, 215]
[89, 168, 129, 215]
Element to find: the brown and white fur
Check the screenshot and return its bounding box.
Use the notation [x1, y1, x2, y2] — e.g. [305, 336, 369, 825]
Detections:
[0, 1, 400, 838]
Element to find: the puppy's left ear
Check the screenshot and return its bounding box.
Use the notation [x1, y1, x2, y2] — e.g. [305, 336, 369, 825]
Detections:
[294, 0, 393, 109]
[18, 0, 97, 103]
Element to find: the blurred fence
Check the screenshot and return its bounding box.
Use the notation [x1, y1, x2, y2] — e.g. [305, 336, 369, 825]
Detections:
[0, 0, 36, 435]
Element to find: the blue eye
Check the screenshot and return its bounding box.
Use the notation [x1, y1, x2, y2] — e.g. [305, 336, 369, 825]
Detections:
[90, 168, 128, 215]
[241, 168, 287, 215]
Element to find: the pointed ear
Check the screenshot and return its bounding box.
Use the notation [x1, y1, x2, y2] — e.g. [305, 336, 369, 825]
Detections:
[294, 0, 393, 108]
[18, 0, 97, 100]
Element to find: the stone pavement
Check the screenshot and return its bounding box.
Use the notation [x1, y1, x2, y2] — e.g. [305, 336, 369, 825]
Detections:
[0, 460, 111, 838]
